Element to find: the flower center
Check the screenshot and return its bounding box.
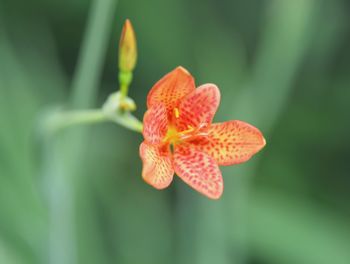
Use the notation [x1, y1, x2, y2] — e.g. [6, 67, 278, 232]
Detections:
[163, 125, 193, 145]
[163, 107, 209, 146]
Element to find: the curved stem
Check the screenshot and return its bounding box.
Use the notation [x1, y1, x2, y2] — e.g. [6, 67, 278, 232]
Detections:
[108, 111, 143, 133]
[43, 108, 143, 135]
[44, 109, 107, 133]
[120, 83, 128, 99]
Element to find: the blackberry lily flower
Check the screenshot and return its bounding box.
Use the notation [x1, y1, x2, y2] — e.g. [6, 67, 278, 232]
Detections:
[140, 67, 266, 199]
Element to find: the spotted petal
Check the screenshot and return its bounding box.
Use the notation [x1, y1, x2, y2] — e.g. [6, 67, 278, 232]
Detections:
[139, 142, 174, 189]
[174, 143, 223, 199]
[193, 120, 266, 166]
[142, 104, 168, 144]
[147, 67, 195, 118]
[175, 84, 220, 131]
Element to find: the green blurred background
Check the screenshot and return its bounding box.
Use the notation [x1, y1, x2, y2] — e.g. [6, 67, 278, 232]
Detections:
[1, 0, 349, 263]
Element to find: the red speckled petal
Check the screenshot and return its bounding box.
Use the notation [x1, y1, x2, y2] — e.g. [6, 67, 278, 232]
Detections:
[139, 142, 174, 189]
[173, 143, 223, 199]
[175, 84, 220, 131]
[142, 104, 168, 145]
[147, 67, 195, 117]
[193, 120, 266, 166]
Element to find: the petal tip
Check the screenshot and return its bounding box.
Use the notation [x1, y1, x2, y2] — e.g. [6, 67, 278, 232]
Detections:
[175, 66, 191, 76]
[206, 185, 223, 200]
[147, 67, 195, 110]
[125, 18, 131, 25]
[142, 175, 172, 190]
[197, 83, 221, 100]
[262, 136, 266, 147]
[139, 142, 174, 190]
[256, 133, 266, 153]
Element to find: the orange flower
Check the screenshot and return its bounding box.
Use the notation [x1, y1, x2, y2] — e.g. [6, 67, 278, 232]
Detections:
[140, 67, 266, 199]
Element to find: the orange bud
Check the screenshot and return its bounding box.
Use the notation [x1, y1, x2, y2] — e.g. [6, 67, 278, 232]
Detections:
[119, 19, 137, 72]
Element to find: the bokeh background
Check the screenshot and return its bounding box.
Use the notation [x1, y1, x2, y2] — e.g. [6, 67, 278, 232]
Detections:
[1, 0, 350, 263]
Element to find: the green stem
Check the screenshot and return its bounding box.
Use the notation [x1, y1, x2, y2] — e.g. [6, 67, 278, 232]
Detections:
[108, 111, 143, 132]
[120, 84, 128, 99]
[43, 109, 143, 135]
[46, 0, 118, 263]
[119, 71, 133, 99]
[70, 1, 118, 108]
[44, 109, 107, 133]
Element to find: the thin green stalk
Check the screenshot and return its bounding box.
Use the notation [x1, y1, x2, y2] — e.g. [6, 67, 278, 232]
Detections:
[108, 112, 143, 132]
[70, 1, 117, 108]
[44, 110, 107, 133]
[46, 0, 118, 264]
[119, 71, 133, 100]
[120, 83, 129, 99]
[43, 108, 143, 135]
[226, 2, 317, 264]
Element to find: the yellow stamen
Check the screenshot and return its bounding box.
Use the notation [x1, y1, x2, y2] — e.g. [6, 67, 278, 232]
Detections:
[163, 123, 210, 148]
[163, 126, 178, 143]
[174, 108, 180, 118]
[178, 125, 194, 138]
[184, 125, 194, 133]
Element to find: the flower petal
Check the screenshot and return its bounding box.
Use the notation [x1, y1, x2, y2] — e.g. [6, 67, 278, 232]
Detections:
[147, 67, 195, 118]
[175, 84, 220, 131]
[174, 143, 223, 199]
[194, 120, 266, 166]
[142, 104, 168, 144]
[139, 142, 174, 189]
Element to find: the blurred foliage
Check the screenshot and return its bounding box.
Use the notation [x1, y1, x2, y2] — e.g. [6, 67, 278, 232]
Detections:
[0, 0, 349, 263]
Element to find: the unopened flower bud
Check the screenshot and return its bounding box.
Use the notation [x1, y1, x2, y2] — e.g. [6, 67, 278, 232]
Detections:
[119, 19, 137, 72]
